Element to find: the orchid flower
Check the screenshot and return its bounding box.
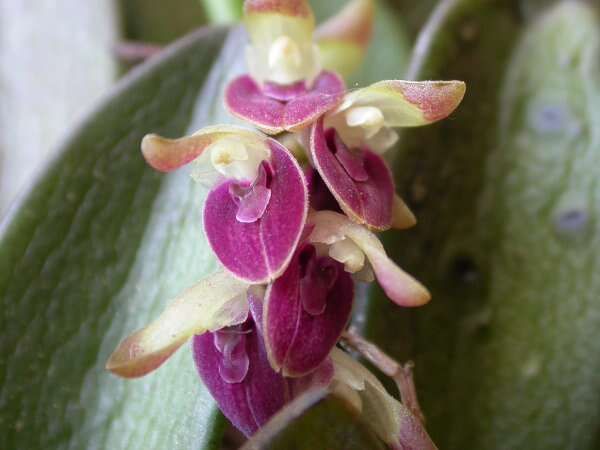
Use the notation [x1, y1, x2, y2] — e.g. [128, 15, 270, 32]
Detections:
[225, 0, 356, 134]
[263, 241, 354, 377]
[311, 80, 466, 230]
[330, 348, 438, 450]
[193, 290, 334, 437]
[141, 125, 308, 284]
[308, 210, 430, 307]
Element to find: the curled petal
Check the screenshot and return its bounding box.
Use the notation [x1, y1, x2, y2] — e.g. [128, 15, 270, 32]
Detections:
[106, 271, 249, 378]
[315, 0, 374, 77]
[335, 80, 466, 126]
[308, 210, 430, 307]
[326, 80, 466, 151]
[331, 349, 437, 450]
[310, 119, 395, 230]
[263, 245, 354, 377]
[225, 71, 345, 135]
[141, 125, 267, 173]
[204, 139, 308, 284]
[193, 317, 287, 437]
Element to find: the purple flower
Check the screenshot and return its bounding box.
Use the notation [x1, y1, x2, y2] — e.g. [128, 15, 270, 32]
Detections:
[311, 80, 466, 230]
[141, 125, 309, 284]
[224, 0, 348, 134]
[307, 210, 430, 307]
[193, 291, 335, 436]
[192, 298, 287, 437]
[263, 242, 354, 377]
[330, 348, 438, 450]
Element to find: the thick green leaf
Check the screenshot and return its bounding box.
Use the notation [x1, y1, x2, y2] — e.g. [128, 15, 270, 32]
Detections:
[0, 26, 249, 450]
[241, 390, 386, 450]
[366, 0, 600, 449]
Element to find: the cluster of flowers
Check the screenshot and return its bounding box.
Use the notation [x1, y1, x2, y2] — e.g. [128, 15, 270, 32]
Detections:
[107, 0, 465, 448]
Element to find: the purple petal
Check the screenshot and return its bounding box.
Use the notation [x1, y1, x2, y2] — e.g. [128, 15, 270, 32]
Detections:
[310, 118, 395, 230]
[283, 71, 345, 132]
[225, 71, 345, 134]
[329, 129, 368, 181]
[263, 243, 354, 377]
[204, 139, 308, 284]
[225, 75, 285, 134]
[193, 318, 287, 437]
[263, 80, 309, 101]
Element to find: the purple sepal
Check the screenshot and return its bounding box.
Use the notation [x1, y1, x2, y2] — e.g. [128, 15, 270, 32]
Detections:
[263, 243, 354, 377]
[262, 80, 309, 101]
[204, 139, 308, 284]
[193, 316, 287, 437]
[225, 71, 345, 134]
[310, 119, 395, 230]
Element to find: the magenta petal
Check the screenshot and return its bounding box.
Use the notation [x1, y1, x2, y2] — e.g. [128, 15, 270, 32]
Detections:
[225, 75, 286, 134]
[263, 80, 309, 101]
[330, 130, 369, 182]
[283, 71, 345, 131]
[204, 139, 308, 284]
[225, 71, 345, 134]
[310, 118, 394, 230]
[193, 318, 287, 437]
[264, 244, 354, 377]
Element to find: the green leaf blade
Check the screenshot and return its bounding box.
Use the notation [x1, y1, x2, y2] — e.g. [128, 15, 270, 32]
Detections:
[0, 26, 236, 450]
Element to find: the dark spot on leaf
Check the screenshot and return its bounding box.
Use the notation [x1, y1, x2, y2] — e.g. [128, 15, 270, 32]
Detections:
[529, 104, 580, 135]
[554, 208, 589, 236]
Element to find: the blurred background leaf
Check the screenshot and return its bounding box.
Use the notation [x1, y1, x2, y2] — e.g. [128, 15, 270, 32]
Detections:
[0, 0, 119, 215]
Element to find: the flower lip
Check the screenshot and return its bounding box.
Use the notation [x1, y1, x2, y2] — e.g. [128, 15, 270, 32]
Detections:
[229, 161, 273, 223]
[214, 325, 251, 384]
